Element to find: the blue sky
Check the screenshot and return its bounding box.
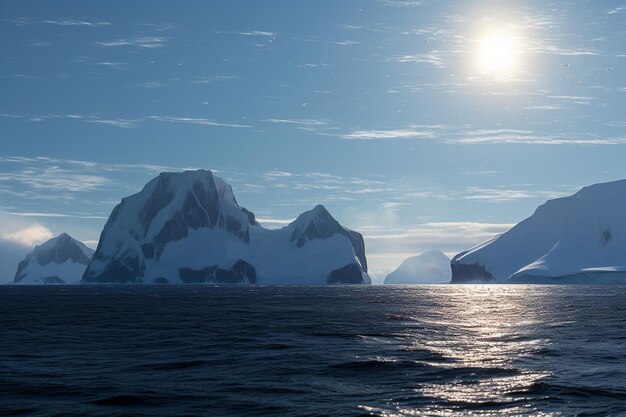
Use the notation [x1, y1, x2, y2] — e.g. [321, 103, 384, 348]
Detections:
[1, 0, 626, 282]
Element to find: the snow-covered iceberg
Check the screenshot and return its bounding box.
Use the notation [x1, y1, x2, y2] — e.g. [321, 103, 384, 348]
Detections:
[83, 169, 370, 285]
[14, 233, 94, 284]
[384, 250, 450, 284]
[451, 179, 626, 284]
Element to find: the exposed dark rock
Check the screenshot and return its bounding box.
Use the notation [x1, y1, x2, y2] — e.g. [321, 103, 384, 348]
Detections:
[139, 173, 175, 237]
[225, 215, 242, 234]
[14, 258, 32, 283]
[84, 251, 145, 283]
[34, 233, 91, 266]
[14, 234, 93, 283]
[291, 206, 344, 247]
[179, 260, 256, 284]
[182, 190, 209, 230]
[231, 260, 257, 284]
[241, 208, 258, 226]
[450, 260, 495, 283]
[347, 230, 368, 272]
[83, 171, 368, 285]
[41, 276, 65, 284]
[179, 265, 218, 283]
[154, 211, 188, 260]
[327, 263, 364, 284]
[193, 177, 219, 226]
[141, 243, 155, 260]
[154, 277, 169, 284]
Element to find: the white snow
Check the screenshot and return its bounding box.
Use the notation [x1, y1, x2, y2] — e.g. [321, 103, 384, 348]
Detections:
[14, 234, 94, 285]
[384, 250, 451, 284]
[87, 170, 370, 285]
[453, 179, 626, 283]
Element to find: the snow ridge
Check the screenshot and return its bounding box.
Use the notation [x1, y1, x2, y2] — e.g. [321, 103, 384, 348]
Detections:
[83, 170, 370, 285]
[451, 179, 626, 283]
[14, 233, 94, 284]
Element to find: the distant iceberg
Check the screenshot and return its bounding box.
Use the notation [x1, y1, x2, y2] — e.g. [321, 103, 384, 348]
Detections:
[83, 169, 370, 285]
[452, 179, 626, 284]
[384, 250, 450, 284]
[14, 233, 94, 284]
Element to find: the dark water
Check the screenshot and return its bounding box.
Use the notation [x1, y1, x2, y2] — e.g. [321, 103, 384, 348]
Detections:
[1, 285, 625, 416]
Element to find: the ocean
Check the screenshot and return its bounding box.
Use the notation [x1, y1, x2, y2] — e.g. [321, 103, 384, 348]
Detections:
[1, 285, 625, 416]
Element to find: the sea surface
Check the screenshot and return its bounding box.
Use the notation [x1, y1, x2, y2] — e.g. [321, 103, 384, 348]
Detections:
[1, 285, 625, 416]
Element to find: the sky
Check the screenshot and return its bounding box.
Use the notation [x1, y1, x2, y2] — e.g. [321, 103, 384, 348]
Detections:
[1, 0, 626, 283]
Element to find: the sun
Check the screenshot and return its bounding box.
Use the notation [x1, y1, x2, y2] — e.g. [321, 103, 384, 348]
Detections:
[477, 31, 520, 75]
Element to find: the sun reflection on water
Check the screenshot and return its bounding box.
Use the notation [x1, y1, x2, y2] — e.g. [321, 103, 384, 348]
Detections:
[368, 285, 559, 415]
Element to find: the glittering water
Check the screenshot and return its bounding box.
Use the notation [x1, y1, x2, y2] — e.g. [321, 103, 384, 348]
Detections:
[1, 285, 625, 416]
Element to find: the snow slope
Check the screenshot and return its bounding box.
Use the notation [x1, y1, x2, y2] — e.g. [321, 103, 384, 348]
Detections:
[83, 170, 370, 285]
[451, 180, 626, 284]
[384, 250, 451, 284]
[14, 233, 94, 284]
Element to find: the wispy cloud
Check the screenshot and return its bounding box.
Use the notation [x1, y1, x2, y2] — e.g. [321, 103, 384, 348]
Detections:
[261, 118, 327, 126]
[342, 128, 437, 140]
[339, 24, 364, 30]
[0, 157, 203, 223]
[86, 118, 140, 128]
[524, 105, 563, 110]
[365, 222, 513, 243]
[1, 211, 108, 219]
[388, 52, 444, 68]
[147, 116, 251, 128]
[463, 187, 571, 203]
[94, 62, 127, 70]
[131, 81, 168, 89]
[377, 0, 424, 6]
[238, 31, 277, 37]
[537, 45, 598, 56]
[44, 19, 111, 27]
[0, 223, 53, 247]
[363, 221, 513, 277]
[192, 75, 237, 85]
[453, 129, 626, 145]
[331, 40, 360, 46]
[96, 36, 167, 48]
[0, 166, 112, 193]
[1, 113, 250, 129]
[256, 217, 295, 229]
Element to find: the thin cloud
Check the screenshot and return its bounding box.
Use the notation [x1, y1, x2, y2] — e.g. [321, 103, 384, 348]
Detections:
[94, 62, 128, 70]
[1, 113, 249, 129]
[192, 75, 237, 85]
[542, 45, 598, 56]
[363, 221, 513, 277]
[87, 118, 140, 128]
[261, 118, 327, 126]
[388, 52, 444, 68]
[147, 116, 251, 128]
[524, 105, 563, 110]
[331, 40, 360, 46]
[343, 129, 436, 140]
[239, 31, 277, 37]
[96, 36, 167, 48]
[452, 129, 626, 145]
[43, 19, 111, 27]
[1, 211, 108, 219]
[0, 223, 53, 247]
[377, 0, 424, 6]
[463, 187, 571, 203]
[132, 81, 168, 89]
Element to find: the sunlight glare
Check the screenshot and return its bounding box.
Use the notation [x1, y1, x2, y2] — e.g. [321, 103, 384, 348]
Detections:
[477, 30, 520, 75]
